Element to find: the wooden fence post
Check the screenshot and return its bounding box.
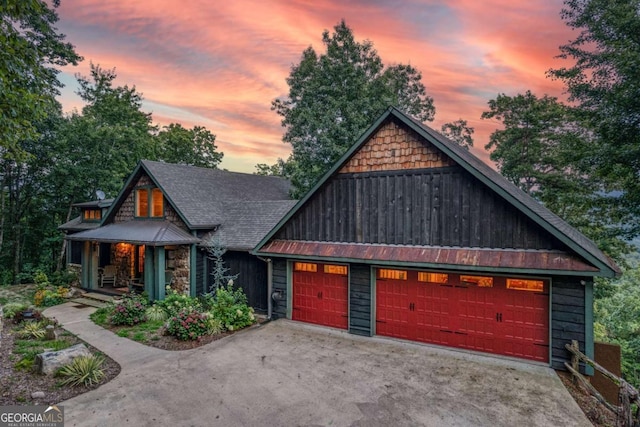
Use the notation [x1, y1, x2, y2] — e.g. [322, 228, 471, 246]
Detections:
[571, 339, 580, 384]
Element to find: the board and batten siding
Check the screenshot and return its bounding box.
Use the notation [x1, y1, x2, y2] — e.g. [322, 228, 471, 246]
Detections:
[276, 167, 561, 250]
[221, 251, 268, 312]
[349, 264, 372, 336]
[271, 259, 288, 319]
[551, 277, 588, 371]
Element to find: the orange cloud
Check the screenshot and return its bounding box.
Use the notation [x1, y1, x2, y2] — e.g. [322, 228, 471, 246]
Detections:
[54, 0, 573, 172]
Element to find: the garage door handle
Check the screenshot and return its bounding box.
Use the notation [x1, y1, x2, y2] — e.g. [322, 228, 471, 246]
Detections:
[317, 292, 323, 299]
[496, 313, 503, 322]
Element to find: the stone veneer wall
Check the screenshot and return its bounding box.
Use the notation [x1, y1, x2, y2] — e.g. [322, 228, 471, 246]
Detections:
[339, 119, 455, 173]
[169, 246, 190, 294]
[111, 243, 133, 287]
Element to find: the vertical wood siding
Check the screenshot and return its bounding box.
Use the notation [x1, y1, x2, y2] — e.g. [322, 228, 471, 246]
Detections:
[272, 259, 288, 319]
[277, 168, 560, 250]
[349, 264, 372, 336]
[551, 277, 586, 371]
[219, 251, 268, 312]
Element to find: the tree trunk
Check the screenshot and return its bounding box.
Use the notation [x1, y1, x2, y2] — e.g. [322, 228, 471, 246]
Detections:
[56, 202, 73, 271]
[13, 223, 21, 284]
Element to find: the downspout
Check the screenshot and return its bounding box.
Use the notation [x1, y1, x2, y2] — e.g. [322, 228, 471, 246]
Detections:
[257, 256, 273, 319]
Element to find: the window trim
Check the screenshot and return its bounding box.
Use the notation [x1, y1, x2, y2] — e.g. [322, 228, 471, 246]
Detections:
[134, 186, 164, 219]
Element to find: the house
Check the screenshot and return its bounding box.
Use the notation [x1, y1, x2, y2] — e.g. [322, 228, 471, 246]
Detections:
[59, 160, 295, 312]
[254, 107, 620, 369]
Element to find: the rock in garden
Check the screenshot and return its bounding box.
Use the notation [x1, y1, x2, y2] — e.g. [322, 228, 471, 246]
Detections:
[31, 391, 45, 399]
[35, 343, 91, 375]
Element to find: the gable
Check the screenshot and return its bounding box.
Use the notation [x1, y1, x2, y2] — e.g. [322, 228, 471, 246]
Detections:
[339, 120, 455, 173]
[255, 107, 619, 277]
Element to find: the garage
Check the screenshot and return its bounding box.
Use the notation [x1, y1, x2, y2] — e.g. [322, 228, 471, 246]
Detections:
[376, 269, 549, 362]
[292, 262, 348, 329]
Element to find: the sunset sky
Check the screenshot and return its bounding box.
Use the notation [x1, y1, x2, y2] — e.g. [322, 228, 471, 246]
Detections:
[53, 0, 576, 172]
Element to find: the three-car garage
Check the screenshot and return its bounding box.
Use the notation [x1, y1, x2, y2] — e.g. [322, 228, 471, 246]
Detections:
[291, 262, 549, 363]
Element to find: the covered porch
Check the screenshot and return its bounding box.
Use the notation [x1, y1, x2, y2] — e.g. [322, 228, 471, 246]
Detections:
[67, 221, 200, 300]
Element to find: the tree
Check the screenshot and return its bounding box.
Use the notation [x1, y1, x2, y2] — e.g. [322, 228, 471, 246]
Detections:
[548, 0, 640, 237]
[204, 237, 238, 293]
[0, 0, 81, 159]
[273, 20, 435, 196]
[440, 119, 474, 150]
[254, 158, 290, 177]
[481, 91, 629, 258]
[156, 123, 222, 168]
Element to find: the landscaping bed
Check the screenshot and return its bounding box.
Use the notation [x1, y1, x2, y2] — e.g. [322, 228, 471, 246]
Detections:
[0, 321, 120, 405]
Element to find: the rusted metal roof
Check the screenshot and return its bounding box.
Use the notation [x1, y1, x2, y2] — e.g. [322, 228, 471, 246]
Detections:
[259, 240, 600, 274]
[66, 221, 200, 246]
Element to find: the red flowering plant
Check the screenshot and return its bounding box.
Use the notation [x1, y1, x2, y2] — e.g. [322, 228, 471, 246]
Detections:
[166, 309, 209, 341]
[109, 293, 148, 326]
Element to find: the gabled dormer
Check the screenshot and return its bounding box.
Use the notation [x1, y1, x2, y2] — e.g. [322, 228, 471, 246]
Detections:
[134, 186, 164, 219]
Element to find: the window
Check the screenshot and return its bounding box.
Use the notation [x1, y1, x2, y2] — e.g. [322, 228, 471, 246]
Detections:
[324, 264, 347, 275]
[460, 275, 493, 287]
[418, 272, 448, 284]
[83, 209, 101, 221]
[378, 269, 407, 280]
[135, 187, 164, 218]
[294, 262, 317, 272]
[507, 278, 544, 292]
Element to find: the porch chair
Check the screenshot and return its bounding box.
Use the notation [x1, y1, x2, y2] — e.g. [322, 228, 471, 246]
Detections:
[100, 265, 117, 288]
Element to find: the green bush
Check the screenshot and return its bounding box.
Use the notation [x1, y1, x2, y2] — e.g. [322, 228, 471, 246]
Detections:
[33, 287, 68, 307]
[158, 287, 202, 318]
[166, 310, 209, 340]
[203, 312, 223, 335]
[210, 283, 255, 331]
[145, 305, 168, 322]
[50, 269, 78, 287]
[2, 303, 29, 319]
[110, 294, 148, 326]
[58, 355, 105, 387]
[18, 321, 47, 339]
[34, 270, 50, 287]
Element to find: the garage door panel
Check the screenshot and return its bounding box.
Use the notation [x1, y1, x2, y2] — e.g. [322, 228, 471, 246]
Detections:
[376, 269, 549, 363]
[293, 264, 348, 330]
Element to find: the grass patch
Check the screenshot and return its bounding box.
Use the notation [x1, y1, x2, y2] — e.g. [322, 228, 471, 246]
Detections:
[0, 296, 8, 305]
[89, 306, 110, 326]
[132, 332, 146, 342]
[13, 337, 72, 371]
[116, 330, 129, 338]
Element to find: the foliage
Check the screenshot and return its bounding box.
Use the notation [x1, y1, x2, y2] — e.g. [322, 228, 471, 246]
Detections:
[57, 355, 105, 387]
[210, 282, 255, 331]
[33, 286, 68, 307]
[145, 305, 168, 322]
[272, 20, 435, 196]
[50, 269, 79, 287]
[2, 302, 28, 319]
[13, 335, 70, 371]
[166, 310, 209, 341]
[202, 312, 223, 335]
[156, 123, 223, 168]
[17, 321, 47, 339]
[481, 90, 629, 259]
[254, 159, 290, 177]
[0, 0, 81, 159]
[594, 260, 640, 388]
[440, 119, 474, 150]
[548, 0, 640, 237]
[158, 286, 202, 318]
[33, 270, 50, 287]
[109, 293, 148, 326]
[204, 237, 238, 293]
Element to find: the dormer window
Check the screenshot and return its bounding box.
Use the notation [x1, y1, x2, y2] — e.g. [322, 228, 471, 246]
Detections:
[83, 209, 102, 222]
[135, 187, 164, 218]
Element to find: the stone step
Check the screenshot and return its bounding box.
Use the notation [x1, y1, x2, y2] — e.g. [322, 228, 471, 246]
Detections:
[70, 297, 109, 309]
[82, 292, 118, 303]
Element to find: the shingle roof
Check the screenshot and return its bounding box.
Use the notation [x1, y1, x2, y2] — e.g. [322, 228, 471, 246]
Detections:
[58, 216, 101, 232]
[141, 160, 292, 229]
[255, 107, 620, 277]
[67, 220, 200, 246]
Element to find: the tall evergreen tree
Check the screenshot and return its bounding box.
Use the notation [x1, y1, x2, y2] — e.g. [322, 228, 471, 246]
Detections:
[272, 20, 435, 196]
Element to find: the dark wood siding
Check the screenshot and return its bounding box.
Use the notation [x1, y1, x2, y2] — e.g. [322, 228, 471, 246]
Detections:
[276, 167, 561, 250]
[349, 264, 372, 336]
[551, 277, 586, 371]
[220, 251, 268, 313]
[195, 250, 206, 296]
[272, 259, 288, 319]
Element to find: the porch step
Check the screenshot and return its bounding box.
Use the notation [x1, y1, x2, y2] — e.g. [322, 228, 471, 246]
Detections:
[81, 292, 117, 303]
[70, 297, 109, 309]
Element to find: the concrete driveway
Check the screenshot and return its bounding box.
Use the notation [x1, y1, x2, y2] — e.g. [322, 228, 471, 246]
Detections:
[44, 303, 590, 427]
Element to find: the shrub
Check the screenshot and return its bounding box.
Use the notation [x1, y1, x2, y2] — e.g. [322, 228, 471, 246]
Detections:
[58, 355, 105, 387]
[34, 270, 50, 287]
[158, 287, 202, 318]
[145, 305, 168, 322]
[18, 321, 47, 339]
[34, 286, 68, 307]
[110, 294, 148, 326]
[50, 269, 79, 287]
[166, 310, 209, 341]
[3, 303, 28, 319]
[210, 282, 255, 331]
[203, 312, 223, 335]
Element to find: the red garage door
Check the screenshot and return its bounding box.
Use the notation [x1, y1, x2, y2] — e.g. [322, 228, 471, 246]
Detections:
[376, 269, 549, 362]
[292, 262, 348, 329]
